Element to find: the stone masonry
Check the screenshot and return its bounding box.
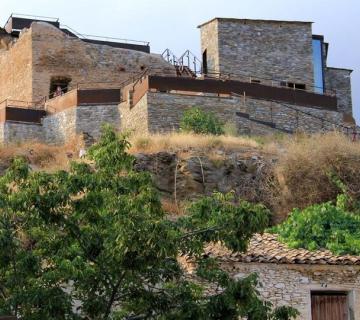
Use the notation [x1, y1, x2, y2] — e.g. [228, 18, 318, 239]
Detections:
[0, 27, 33, 103]
[0, 22, 175, 104]
[0, 121, 43, 144]
[120, 91, 344, 135]
[200, 19, 315, 91]
[43, 104, 121, 144]
[225, 263, 360, 320]
[325, 67, 353, 117]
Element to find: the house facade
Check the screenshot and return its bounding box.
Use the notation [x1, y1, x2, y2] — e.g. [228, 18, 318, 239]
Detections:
[181, 233, 360, 320]
[0, 14, 356, 144]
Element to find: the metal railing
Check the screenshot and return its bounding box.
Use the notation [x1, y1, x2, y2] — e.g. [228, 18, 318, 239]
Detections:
[231, 91, 359, 139]
[178, 50, 202, 75]
[60, 24, 150, 46]
[205, 69, 337, 96]
[5, 13, 59, 27]
[162, 49, 180, 66]
[0, 99, 45, 110]
[160, 49, 338, 95]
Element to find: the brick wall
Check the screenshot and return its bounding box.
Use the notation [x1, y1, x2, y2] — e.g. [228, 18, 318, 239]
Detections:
[200, 19, 315, 91]
[222, 262, 360, 320]
[325, 67, 353, 117]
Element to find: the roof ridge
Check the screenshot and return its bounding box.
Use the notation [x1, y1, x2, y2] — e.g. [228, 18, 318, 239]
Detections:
[204, 233, 360, 266]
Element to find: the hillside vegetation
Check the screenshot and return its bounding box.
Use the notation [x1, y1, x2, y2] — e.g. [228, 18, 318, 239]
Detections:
[1, 131, 359, 222]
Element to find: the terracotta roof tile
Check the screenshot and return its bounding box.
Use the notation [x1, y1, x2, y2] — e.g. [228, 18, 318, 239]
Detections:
[204, 233, 360, 266]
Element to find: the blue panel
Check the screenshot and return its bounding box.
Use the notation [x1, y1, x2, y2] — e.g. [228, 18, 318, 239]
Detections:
[312, 39, 324, 94]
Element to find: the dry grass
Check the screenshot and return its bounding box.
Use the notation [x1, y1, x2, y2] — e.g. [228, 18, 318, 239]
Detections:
[0, 136, 83, 172]
[161, 198, 187, 217]
[271, 131, 360, 220]
[3, 130, 359, 225]
[129, 132, 259, 154]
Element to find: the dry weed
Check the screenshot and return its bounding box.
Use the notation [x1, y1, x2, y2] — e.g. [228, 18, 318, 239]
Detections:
[129, 132, 259, 154]
[0, 136, 83, 172]
[271, 131, 360, 220]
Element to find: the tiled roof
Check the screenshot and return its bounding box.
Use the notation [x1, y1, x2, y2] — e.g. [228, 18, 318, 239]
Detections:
[204, 233, 360, 266]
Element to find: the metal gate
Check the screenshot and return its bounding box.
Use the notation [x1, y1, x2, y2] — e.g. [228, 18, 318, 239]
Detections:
[311, 292, 348, 320]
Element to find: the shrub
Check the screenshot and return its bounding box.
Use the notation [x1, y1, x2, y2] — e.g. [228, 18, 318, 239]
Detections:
[271, 132, 360, 218]
[180, 107, 224, 135]
[272, 199, 360, 255]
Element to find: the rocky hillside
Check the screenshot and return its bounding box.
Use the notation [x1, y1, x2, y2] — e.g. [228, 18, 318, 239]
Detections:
[1, 132, 360, 222]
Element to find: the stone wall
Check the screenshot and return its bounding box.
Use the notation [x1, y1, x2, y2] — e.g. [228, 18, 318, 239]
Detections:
[325, 67, 353, 117]
[200, 20, 219, 74]
[242, 97, 343, 133]
[75, 104, 121, 139]
[221, 262, 360, 320]
[31, 22, 175, 102]
[119, 94, 149, 135]
[200, 19, 315, 91]
[1, 121, 43, 144]
[0, 28, 33, 103]
[0, 22, 175, 104]
[43, 107, 76, 144]
[122, 92, 344, 135]
[43, 104, 121, 144]
[0, 123, 4, 144]
[147, 93, 237, 133]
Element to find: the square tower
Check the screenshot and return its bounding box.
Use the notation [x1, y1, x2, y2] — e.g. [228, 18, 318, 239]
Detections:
[199, 18, 315, 92]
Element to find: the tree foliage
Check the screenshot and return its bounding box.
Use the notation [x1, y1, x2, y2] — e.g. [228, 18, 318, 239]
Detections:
[272, 199, 360, 256]
[0, 125, 298, 319]
[180, 107, 224, 135]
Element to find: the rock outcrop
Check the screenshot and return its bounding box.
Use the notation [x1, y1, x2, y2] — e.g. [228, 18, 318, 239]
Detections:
[134, 150, 275, 204]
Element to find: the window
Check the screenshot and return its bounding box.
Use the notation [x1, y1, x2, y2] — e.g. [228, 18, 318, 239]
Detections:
[287, 82, 306, 90]
[251, 79, 261, 84]
[311, 291, 349, 320]
[280, 81, 306, 90]
[312, 38, 325, 94]
[49, 76, 72, 98]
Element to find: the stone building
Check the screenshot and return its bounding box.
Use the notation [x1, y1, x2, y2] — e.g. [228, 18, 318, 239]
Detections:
[0, 14, 356, 144]
[198, 18, 353, 117]
[181, 233, 360, 320]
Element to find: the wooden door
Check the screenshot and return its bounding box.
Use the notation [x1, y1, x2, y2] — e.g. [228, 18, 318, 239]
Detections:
[311, 292, 348, 320]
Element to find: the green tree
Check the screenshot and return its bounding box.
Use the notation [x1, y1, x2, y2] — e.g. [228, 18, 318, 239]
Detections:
[272, 199, 360, 255]
[180, 107, 224, 135]
[0, 126, 298, 319]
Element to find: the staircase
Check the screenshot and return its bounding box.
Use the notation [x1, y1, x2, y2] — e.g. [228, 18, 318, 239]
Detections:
[162, 49, 201, 78]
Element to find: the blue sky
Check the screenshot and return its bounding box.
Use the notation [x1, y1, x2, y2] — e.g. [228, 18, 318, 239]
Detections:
[1, 0, 359, 123]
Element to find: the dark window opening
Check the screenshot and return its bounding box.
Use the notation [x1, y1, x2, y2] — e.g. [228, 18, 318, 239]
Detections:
[287, 82, 306, 90]
[280, 81, 306, 90]
[251, 79, 261, 84]
[49, 76, 72, 98]
[202, 49, 208, 75]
